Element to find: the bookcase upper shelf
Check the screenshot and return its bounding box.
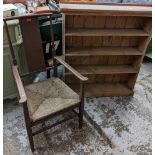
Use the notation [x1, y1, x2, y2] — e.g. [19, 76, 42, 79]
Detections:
[65, 28, 149, 37]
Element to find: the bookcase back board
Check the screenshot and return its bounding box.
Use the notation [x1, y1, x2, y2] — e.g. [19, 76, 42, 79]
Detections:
[60, 3, 152, 97]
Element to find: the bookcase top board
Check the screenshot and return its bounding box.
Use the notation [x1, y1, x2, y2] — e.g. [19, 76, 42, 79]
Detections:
[59, 3, 152, 16]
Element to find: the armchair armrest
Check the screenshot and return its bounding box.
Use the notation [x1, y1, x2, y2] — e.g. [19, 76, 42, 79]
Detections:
[54, 56, 88, 82]
[12, 65, 27, 104]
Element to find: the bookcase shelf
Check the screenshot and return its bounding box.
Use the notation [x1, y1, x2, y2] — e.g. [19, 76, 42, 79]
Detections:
[69, 83, 134, 97]
[66, 47, 142, 56]
[65, 65, 137, 75]
[65, 28, 149, 37]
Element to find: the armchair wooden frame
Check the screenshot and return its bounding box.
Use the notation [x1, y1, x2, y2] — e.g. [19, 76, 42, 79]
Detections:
[4, 13, 88, 151]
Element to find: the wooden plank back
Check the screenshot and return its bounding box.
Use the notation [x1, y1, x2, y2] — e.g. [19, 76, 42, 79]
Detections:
[19, 17, 46, 73]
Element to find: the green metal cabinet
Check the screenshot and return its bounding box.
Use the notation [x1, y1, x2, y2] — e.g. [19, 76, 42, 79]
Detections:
[3, 17, 62, 99]
[3, 20, 31, 100]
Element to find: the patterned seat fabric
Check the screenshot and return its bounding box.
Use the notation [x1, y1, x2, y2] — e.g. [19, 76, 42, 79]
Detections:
[25, 78, 80, 122]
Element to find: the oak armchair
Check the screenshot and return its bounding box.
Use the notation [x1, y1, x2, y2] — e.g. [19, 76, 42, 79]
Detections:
[3, 13, 88, 151]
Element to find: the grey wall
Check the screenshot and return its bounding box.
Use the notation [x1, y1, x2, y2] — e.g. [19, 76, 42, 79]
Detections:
[96, 0, 152, 4]
[96, 0, 122, 2]
[122, 0, 151, 4]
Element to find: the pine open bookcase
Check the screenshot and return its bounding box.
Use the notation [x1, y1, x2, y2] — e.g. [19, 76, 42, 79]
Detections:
[60, 3, 152, 97]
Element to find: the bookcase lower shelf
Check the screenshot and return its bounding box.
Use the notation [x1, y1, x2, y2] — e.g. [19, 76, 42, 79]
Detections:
[69, 83, 134, 97]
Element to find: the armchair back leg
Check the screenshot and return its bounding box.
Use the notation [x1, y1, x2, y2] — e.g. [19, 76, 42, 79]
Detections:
[79, 81, 84, 129]
[47, 70, 50, 79]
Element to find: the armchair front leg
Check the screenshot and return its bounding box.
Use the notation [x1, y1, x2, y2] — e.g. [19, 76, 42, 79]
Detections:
[54, 56, 88, 128]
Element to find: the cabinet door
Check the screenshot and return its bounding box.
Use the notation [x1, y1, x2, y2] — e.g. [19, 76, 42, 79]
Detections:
[3, 43, 33, 100]
[3, 47, 18, 99]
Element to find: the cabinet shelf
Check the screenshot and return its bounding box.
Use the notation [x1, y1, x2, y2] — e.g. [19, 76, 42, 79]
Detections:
[65, 65, 137, 75]
[66, 47, 142, 56]
[65, 28, 149, 37]
[69, 83, 133, 97]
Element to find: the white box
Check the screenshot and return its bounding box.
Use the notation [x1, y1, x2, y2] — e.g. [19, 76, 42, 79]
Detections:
[3, 4, 18, 17]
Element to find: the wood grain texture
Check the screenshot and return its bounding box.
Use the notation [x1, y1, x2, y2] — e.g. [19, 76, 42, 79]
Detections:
[54, 56, 88, 81]
[63, 4, 152, 97]
[19, 17, 46, 73]
[65, 65, 137, 75]
[66, 36, 140, 48]
[12, 65, 27, 103]
[65, 55, 135, 65]
[69, 83, 133, 97]
[65, 74, 130, 84]
[60, 3, 152, 17]
[65, 28, 149, 37]
[66, 47, 142, 56]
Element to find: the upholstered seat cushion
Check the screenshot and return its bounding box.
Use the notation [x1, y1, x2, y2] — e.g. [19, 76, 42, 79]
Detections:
[25, 78, 80, 122]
